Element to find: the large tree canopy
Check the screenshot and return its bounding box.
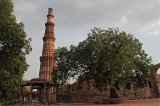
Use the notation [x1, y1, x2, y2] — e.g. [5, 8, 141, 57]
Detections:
[54, 27, 155, 98]
[74, 28, 155, 97]
[0, 0, 32, 99]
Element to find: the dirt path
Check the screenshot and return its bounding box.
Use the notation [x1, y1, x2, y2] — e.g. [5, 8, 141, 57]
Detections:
[15, 98, 160, 106]
[120, 98, 160, 106]
[59, 98, 160, 106]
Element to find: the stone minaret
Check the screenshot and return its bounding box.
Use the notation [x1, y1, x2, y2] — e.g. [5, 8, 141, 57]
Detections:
[39, 8, 55, 81]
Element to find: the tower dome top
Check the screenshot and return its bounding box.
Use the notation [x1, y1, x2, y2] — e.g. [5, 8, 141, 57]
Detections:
[47, 8, 54, 23]
[48, 8, 53, 16]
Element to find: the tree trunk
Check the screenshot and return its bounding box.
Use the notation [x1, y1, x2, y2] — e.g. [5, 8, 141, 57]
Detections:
[109, 87, 119, 98]
[56, 85, 59, 103]
[0, 89, 2, 100]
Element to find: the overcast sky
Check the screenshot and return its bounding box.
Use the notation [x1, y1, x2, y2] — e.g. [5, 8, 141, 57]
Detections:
[12, 0, 160, 80]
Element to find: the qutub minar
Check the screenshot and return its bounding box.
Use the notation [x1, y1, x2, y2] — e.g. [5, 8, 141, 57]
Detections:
[39, 8, 55, 81]
[20, 8, 56, 104]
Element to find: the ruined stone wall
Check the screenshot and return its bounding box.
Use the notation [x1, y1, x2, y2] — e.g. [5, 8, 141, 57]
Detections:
[155, 75, 160, 96]
[58, 74, 160, 103]
[150, 74, 160, 97]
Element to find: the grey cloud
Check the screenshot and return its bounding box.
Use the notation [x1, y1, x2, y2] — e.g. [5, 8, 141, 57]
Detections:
[53, 0, 159, 33]
[12, 0, 160, 79]
[13, 0, 159, 35]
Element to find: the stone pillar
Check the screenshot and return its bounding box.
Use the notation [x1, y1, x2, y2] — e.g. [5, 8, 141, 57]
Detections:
[19, 86, 23, 103]
[40, 88, 43, 103]
[47, 87, 51, 105]
[43, 83, 47, 104]
[29, 85, 33, 103]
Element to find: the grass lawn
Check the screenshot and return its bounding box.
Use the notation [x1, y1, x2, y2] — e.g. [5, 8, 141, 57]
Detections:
[0, 100, 13, 106]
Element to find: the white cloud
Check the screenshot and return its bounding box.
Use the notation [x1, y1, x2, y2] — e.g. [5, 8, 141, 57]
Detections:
[141, 21, 160, 36]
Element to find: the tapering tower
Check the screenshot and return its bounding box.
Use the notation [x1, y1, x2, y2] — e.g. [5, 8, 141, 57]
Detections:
[39, 8, 55, 80]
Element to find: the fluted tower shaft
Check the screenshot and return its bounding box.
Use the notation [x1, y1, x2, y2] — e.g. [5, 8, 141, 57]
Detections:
[39, 8, 55, 80]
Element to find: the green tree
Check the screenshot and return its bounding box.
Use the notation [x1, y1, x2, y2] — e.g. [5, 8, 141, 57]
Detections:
[0, 0, 32, 99]
[131, 51, 155, 88]
[53, 46, 78, 102]
[74, 28, 154, 98]
[53, 46, 77, 83]
[53, 27, 154, 99]
[53, 47, 71, 86]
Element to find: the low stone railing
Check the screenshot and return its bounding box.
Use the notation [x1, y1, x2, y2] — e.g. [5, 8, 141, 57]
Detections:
[102, 98, 126, 104]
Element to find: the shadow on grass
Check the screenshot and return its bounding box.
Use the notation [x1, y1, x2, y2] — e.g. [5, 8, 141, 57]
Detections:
[0, 100, 13, 106]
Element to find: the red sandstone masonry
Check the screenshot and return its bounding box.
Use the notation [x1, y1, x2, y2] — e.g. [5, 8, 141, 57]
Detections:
[39, 8, 55, 81]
